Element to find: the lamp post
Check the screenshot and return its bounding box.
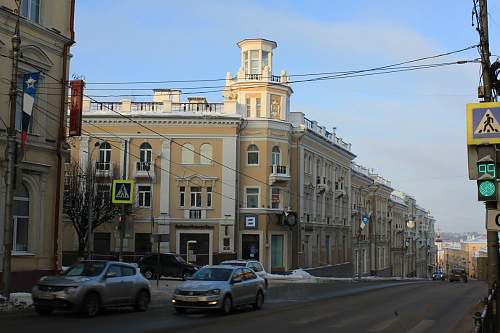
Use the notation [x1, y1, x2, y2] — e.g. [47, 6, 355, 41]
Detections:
[87, 141, 100, 260]
[406, 219, 415, 277]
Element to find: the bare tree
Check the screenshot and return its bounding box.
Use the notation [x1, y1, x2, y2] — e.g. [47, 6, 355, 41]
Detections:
[63, 160, 119, 256]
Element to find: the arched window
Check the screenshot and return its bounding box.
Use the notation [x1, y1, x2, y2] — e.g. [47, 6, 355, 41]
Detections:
[247, 144, 259, 165]
[139, 142, 152, 163]
[13, 184, 29, 252]
[200, 144, 213, 165]
[181, 143, 194, 164]
[99, 142, 111, 163]
[271, 146, 280, 166]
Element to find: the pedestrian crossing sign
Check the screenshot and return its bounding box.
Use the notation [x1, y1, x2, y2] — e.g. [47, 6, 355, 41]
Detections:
[467, 102, 500, 145]
[112, 180, 135, 204]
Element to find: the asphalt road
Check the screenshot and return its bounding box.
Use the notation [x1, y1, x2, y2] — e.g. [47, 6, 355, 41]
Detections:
[0, 280, 486, 333]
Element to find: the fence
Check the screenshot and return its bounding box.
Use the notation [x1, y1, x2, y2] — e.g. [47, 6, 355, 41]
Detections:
[473, 283, 497, 333]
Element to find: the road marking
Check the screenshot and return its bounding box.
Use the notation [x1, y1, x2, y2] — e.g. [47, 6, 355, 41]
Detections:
[406, 320, 435, 333]
[292, 312, 337, 325]
[368, 317, 400, 332]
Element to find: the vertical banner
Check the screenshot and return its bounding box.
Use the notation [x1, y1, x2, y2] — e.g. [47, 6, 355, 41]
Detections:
[69, 80, 85, 137]
[21, 72, 40, 150]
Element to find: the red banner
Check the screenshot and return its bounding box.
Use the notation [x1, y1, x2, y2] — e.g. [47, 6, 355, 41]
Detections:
[69, 80, 84, 137]
[272, 193, 280, 203]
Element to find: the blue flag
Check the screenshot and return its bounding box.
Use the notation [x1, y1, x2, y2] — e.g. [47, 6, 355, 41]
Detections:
[21, 72, 40, 149]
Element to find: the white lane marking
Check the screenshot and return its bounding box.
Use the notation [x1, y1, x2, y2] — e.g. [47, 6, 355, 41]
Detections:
[406, 320, 435, 333]
[293, 312, 337, 325]
[368, 317, 400, 332]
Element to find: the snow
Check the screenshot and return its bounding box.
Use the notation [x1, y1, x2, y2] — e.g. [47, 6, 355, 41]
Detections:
[0, 292, 33, 312]
[267, 269, 316, 281]
[267, 269, 429, 283]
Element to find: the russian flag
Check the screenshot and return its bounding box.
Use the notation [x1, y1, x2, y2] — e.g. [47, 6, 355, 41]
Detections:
[21, 72, 40, 150]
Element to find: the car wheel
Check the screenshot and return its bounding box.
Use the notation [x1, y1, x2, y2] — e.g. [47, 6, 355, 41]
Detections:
[221, 295, 232, 315]
[134, 290, 150, 312]
[252, 291, 264, 310]
[80, 293, 100, 318]
[175, 307, 186, 314]
[143, 269, 154, 280]
[35, 305, 53, 316]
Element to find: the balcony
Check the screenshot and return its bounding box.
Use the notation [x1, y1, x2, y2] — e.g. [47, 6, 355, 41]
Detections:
[243, 74, 287, 83]
[131, 102, 163, 112]
[95, 161, 114, 178]
[269, 165, 290, 184]
[135, 161, 155, 179]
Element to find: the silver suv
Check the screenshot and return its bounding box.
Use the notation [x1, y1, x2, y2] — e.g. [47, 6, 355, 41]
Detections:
[32, 260, 151, 317]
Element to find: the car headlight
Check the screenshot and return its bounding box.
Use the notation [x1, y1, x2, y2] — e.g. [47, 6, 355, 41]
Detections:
[207, 289, 221, 295]
[64, 287, 78, 295]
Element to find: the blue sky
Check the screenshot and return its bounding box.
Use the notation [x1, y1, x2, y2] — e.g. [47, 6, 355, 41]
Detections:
[71, 0, 500, 233]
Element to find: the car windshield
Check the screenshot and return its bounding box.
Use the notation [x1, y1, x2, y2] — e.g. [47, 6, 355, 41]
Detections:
[190, 267, 233, 281]
[221, 262, 246, 267]
[63, 262, 106, 277]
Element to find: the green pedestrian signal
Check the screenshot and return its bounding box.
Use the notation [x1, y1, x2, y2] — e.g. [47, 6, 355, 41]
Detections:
[478, 179, 497, 201]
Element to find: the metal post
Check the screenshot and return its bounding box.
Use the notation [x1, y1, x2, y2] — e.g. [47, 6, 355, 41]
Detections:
[119, 140, 127, 261]
[2, 7, 21, 299]
[86, 155, 92, 260]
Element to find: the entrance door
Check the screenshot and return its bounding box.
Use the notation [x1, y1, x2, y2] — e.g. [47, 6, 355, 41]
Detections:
[271, 234, 284, 272]
[304, 235, 311, 268]
[94, 233, 111, 254]
[179, 233, 210, 266]
[242, 234, 260, 261]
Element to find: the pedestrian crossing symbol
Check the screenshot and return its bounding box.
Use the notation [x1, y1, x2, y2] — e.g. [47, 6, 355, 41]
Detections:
[467, 102, 500, 145]
[112, 180, 135, 204]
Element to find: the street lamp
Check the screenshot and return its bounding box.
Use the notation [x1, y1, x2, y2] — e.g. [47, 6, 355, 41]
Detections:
[87, 141, 100, 260]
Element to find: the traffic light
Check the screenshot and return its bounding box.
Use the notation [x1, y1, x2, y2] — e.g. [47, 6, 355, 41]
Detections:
[477, 153, 497, 201]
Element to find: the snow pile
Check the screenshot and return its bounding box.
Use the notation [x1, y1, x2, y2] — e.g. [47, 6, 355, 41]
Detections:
[0, 293, 33, 312]
[267, 269, 317, 281]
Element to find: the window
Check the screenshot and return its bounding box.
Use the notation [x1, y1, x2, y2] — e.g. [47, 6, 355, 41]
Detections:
[181, 143, 194, 164]
[271, 235, 284, 269]
[99, 142, 111, 163]
[139, 142, 152, 164]
[138, 185, 151, 207]
[256, 98, 261, 117]
[13, 184, 29, 252]
[96, 183, 111, 206]
[106, 265, 122, 278]
[246, 188, 259, 208]
[200, 144, 213, 165]
[190, 186, 202, 207]
[135, 233, 151, 254]
[247, 144, 259, 165]
[262, 51, 269, 69]
[179, 186, 185, 207]
[206, 186, 212, 207]
[250, 50, 259, 74]
[271, 146, 280, 165]
[94, 232, 110, 253]
[21, 0, 40, 23]
[189, 210, 202, 219]
[246, 98, 251, 117]
[271, 187, 280, 209]
[122, 266, 136, 277]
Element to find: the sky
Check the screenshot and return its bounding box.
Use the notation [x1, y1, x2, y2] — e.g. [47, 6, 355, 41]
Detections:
[71, 0, 500, 233]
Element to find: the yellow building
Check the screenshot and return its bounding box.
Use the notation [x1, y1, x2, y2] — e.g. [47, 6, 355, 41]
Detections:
[0, 0, 75, 291]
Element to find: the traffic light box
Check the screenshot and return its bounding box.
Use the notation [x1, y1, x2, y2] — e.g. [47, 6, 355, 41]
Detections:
[469, 145, 498, 201]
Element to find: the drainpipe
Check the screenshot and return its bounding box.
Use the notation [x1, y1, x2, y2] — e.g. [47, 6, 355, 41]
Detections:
[53, 0, 75, 272]
[234, 118, 246, 259]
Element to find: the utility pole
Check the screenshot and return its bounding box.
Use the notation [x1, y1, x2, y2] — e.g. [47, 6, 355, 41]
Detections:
[118, 140, 127, 261]
[477, 1, 499, 318]
[2, 6, 21, 299]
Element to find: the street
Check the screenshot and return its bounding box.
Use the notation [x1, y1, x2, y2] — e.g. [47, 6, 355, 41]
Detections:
[0, 280, 485, 333]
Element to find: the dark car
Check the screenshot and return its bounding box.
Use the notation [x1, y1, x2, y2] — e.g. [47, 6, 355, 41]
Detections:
[432, 271, 445, 281]
[449, 268, 468, 283]
[139, 253, 198, 280]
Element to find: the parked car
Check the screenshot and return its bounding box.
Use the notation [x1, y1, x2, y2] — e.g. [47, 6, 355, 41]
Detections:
[138, 253, 198, 280]
[449, 268, 468, 283]
[220, 260, 268, 288]
[31, 260, 151, 317]
[171, 265, 266, 314]
[432, 271, 445, 281]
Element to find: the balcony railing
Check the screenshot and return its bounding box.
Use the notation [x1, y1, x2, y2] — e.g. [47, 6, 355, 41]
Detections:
[270, 165, 287, 175]
[136, 161, 152, 172]
[135, 161, 155, 179]
[245, 74, 262, 80]
[95, 161, 114, 178]
[301, 116, 352, 151]
[90, 102, 122, 112]
[171, 103, 223, 113]
[189, 210, 202, 219]
[131, 102, 163, 112]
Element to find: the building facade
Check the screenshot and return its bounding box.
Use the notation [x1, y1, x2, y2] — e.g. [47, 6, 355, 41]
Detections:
[0, 0, 75, 291]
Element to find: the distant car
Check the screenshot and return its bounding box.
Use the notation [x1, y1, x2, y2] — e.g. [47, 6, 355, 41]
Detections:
[138, 253, 198, 280]
[432, 272, 445, 281]
[32, 260, 151, 317]
[171, 265, 266, 314]
[220, 260, 268, 288]
[449, 268, 468, 283]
